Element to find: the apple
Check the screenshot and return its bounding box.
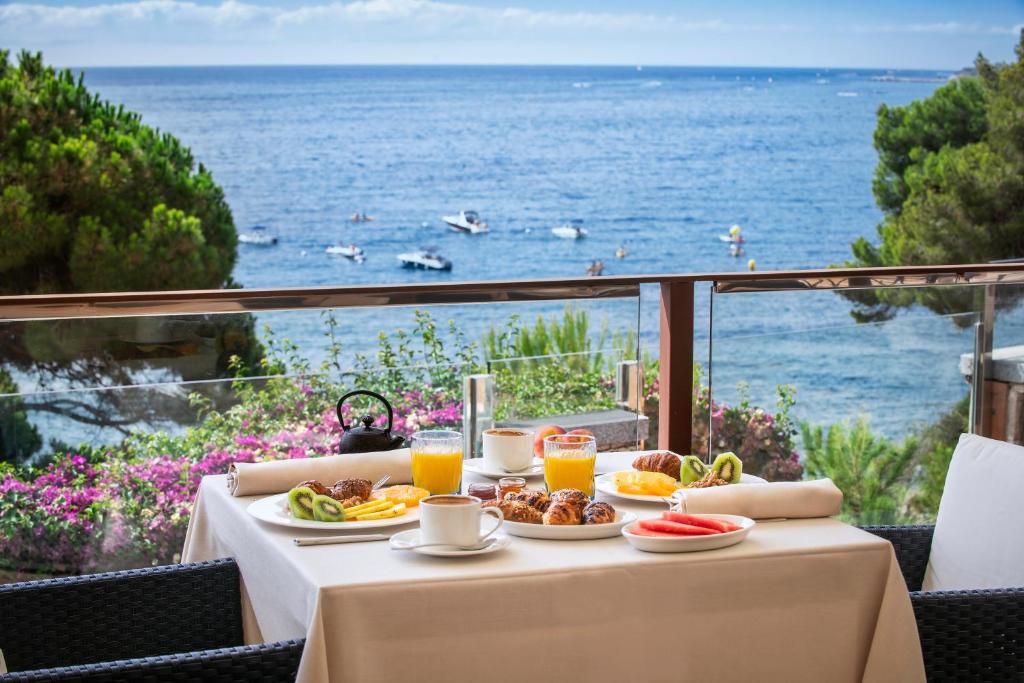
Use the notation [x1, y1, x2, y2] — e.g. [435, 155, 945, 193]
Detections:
[533, 425, 566, 458]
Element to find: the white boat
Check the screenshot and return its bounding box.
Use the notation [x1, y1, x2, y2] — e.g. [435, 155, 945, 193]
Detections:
[326, 244, 365, 259]
[551, 221, 588, 240]
[442, 210, 489, 234]
[238, 226, 278, 246]
[718, 235, 745, 244]
[397, 249, 452, 271]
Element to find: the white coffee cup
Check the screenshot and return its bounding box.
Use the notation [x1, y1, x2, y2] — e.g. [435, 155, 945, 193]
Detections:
[419, 495, 504, 547]
[482, 428, 534, 472]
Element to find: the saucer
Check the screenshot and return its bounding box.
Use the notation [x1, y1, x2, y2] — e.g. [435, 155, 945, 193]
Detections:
[463, 457, 544, 479]
[389, 529, 511, 557]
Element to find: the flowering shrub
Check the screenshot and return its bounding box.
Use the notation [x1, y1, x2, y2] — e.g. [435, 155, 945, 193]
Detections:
[0, 455, 112, 574]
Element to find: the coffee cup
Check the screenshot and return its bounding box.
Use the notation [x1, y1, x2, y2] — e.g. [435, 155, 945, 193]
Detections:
[482, 428, 533, 472]
[419, 495, 503, 547]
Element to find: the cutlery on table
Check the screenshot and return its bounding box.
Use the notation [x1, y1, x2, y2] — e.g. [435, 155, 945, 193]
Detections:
[294, 534, 388, 546]
[372, 475, 390, 490]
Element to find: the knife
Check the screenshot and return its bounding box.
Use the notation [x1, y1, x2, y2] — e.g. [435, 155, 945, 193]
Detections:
[293, 534, 388, 546]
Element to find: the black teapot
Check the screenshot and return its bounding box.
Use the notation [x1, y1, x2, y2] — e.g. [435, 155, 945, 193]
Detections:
[335, 390, 406, 453]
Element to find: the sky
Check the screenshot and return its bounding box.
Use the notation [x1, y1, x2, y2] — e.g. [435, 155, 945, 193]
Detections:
[1, 0, 1022, 69]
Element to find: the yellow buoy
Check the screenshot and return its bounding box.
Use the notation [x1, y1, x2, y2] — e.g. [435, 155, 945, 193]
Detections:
[730, 224, 741, 236]
[748, 259, 756, 271]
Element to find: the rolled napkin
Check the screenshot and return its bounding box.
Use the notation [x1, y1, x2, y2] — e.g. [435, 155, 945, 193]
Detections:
[673, 478, 843, 519]
[227, 448, 413, 496]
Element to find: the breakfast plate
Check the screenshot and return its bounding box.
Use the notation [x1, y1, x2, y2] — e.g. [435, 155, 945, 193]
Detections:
[622, 514, 755, 553]
[389, 529, 511, 557]
[595, 472, 767, 503]
[503, 511, 638, 540]
[248, 493, 421, 531]
[463, 457, 544, 479]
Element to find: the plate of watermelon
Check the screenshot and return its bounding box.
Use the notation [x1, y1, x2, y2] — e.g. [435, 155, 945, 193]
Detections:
[621, 512, 754, 552]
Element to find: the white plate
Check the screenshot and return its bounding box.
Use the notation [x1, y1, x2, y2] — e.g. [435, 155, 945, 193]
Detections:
[622, 514, 755, 553]
[463, 457, 544, 479]
[388, 528, 511, 557]
[595, 472, 767, 503]
[247, 493, 420, 531]
[503, 510, 638, 540]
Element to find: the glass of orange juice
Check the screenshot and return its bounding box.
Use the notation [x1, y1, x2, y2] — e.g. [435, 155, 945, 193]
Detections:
[411, 430, 464, 495]
[544, 433, 596, 497]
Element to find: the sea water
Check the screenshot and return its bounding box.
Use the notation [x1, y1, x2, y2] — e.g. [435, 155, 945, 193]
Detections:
[75, 65, 1013, 437]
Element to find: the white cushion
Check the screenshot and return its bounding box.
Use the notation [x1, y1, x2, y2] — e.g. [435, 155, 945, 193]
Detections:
[922, 433, 1024, 591]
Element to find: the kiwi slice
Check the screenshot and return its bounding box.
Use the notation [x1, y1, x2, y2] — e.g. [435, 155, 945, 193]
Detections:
[312, 494, 346, 522]
[680, 455, 710, 484]
[711, 452, 743, 484]
[288, 486, 316, 520]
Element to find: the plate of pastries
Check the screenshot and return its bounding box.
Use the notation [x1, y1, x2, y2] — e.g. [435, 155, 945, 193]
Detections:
[483, 488, 637, 540]
[246, 478, 427, 530]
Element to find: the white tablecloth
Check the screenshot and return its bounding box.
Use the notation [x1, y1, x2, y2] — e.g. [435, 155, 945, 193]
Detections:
[182, 452, 924, 683]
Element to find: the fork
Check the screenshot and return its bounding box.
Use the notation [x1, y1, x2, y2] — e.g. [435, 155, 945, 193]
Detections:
[372, 474, 390, 490]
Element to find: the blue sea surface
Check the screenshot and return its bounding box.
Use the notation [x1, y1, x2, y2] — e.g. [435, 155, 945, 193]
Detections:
[74, 64, 1009, 437]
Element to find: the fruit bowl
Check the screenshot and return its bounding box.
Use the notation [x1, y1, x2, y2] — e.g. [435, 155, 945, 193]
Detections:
[621, 514, 754, 553]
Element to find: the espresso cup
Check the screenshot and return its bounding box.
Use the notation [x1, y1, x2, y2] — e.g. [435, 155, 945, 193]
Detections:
[482, 428, 533, 472]
[419, 495, 503, 547]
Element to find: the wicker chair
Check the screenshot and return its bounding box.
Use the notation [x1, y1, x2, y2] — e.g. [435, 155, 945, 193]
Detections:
[863, 525, 1024, 682]
[0, 558, 304, 682]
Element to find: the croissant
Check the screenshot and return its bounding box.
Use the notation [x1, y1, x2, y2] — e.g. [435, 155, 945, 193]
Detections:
[297, 479, 331, 496]
[543, 502, 582, 525]
[504, 490, 551, 512]
[331, 478, 373, 501]
[582, 501, 616, 525]
[498, 500, 543, 524]
[632, 452, 681, 480]
[550, 489, 589, 514]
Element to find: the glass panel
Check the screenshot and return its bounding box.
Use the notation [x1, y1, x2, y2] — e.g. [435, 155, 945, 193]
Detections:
[708, 284, 979, 525]
[0, 294, 640, 578]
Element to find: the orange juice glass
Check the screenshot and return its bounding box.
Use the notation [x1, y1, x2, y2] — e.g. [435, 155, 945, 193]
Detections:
[411, 430, 464, 495]
[544, 433, 597, 497]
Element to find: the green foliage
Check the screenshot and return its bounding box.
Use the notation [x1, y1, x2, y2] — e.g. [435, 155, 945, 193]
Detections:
[906, 396, 969, 518]
[483, 305, 636, 373]
[493, 364, 614, 421]
[0, 50, 236, 294]
[840, 32, 1024, 324]
[801, 417, 918, 524]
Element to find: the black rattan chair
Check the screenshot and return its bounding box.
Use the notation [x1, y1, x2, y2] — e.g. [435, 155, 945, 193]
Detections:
[0, 559, 303, 682]
[863, 525, 1024, 682]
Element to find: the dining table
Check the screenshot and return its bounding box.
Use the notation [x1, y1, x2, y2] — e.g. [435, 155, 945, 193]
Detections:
[182, 451, 925, 683]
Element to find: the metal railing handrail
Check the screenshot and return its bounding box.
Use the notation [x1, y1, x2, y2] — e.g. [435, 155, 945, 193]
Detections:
[2, 262, 1024, 320]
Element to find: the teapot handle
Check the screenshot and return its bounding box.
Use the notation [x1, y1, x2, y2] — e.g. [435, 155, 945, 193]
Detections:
[336, 390, 393, 433]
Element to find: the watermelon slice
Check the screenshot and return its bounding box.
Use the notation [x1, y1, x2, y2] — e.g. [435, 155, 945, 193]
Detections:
[638, 519, 720, 536]
[627, 526, 678, 537]
[662, 512, 741, 533]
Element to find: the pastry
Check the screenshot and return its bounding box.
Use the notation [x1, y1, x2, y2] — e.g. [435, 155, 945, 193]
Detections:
[331, 478, 373, 501]
[542, 501, 582, 525]
[496, 499, 543, 524]
[296, 479, 331, 496]
[503, 489, 551, 512]
[550, 488, 589, 514]
[632, 452, 681, 480]
[582, 501, 616, 525]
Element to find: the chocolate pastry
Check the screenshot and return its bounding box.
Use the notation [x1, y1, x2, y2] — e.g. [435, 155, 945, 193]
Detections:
[498, 500, 543, 524]
[503, 489, 551, 512]
[582, 501, 616, 525]
[297, 479, 331, 496]
[550, 488, 589, 514]
[542, 501, 582, 525]
[331, 478, 373, 501]
[632, 452, 681, 480]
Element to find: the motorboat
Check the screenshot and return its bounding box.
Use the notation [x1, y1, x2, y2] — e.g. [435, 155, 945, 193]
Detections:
[350, 213, 375, 222]
[238, 226, 278, 246]
[397, 249, 452, 271]
[442, 210, 489, 234]
[551, 221, 588, 240]
[326, 244, 365, 262]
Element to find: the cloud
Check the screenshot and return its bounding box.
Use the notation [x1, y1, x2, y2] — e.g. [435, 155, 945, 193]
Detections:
[849, 21, 1021, 36]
